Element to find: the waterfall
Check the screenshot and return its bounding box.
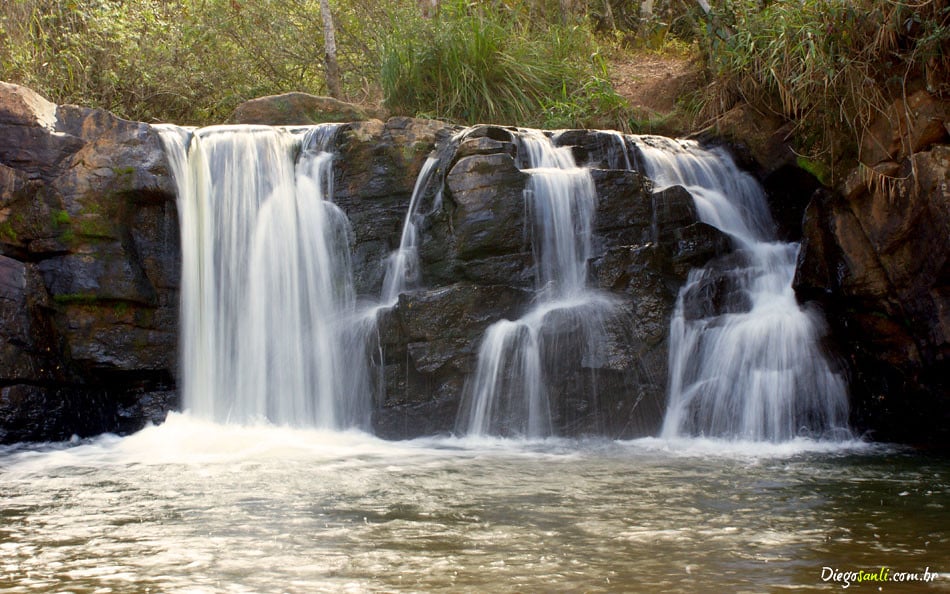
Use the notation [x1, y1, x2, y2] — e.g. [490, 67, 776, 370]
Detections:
[380, 156, 440, 306]
[635, 136, 850, 441]
[157, 124, 371, 429]
[457, 130, 612, 438]
[380, 128, 472, 306]
[155, 119, 849, 442]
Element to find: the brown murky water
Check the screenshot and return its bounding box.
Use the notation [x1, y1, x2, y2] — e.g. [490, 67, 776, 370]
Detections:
[1, 415, 947, 593]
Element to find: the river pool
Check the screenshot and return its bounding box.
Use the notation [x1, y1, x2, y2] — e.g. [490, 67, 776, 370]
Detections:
[1, 414, 947, 593]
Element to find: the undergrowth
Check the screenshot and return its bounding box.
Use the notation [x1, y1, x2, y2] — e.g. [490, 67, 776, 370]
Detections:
[0, 0, 401, 124]
[0, 0, 627, 128]
[1, 0, 946, 163]
[380, 1, 626, 128]
[697, 0, 950, 174]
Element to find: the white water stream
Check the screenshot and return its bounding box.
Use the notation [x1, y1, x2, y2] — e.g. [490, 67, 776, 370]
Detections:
[456, 130, 615, 438]
[635, 136, 850, 441]
[158, 125, 372, 429]
[0, 126, 944, 594]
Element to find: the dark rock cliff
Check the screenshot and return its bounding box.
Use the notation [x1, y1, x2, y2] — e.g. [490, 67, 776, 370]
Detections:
[0, 82, 179, 442]
[794, 91, 949, 445]
[4, 81, 946, 445]
[332, 123, 729, 438]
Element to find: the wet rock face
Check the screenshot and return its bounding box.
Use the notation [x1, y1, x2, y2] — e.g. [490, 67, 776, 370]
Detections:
[0, 84, 730, 443]
[0, 82, 180, 442]
[332, 118, 458, 295]
[369, 129, 729, 439]
[796, 144, 950, 445]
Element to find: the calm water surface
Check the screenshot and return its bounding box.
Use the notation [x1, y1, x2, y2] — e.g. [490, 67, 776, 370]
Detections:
[1, 414, 947, 593]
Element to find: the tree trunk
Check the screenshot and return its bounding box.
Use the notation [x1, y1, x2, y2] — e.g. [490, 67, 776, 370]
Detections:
[319, 0, 341, 99]
[641, 0, 654, 18]
[602, 0, 616, 31]
[418, 0, 439, 18]
[559, 0, 573, 25]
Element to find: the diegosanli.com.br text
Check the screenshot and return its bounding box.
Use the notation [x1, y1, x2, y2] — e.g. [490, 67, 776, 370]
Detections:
[821, 566, 941, 588]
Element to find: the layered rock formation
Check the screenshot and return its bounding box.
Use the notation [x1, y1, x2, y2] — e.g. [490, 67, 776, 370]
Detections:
[0, 82, 179, 442]
[367, 128, 731, 437]
[795, 90, 950, 445]
[1, 82, 730, 442]
[3, 80, 946, 445]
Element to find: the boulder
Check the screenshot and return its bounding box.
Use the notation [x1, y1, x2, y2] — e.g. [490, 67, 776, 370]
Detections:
[591, 168, 651, 247]
[860, 90, 949, 166]
[700, 103, 796, 176]
[555, 129, 636, 170]
[372, 283, 531, 437]
[332, 117, 455, 295]
[229, 92, 386, 125]
[446, 152, 528, 260]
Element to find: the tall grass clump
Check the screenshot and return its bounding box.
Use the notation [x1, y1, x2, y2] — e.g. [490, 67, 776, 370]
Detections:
[698, 0, 950, 169]
[381, 1, 626, 128]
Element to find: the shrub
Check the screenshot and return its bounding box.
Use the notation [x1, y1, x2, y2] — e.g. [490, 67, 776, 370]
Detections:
[380, 1, 625, 127]
[0, 0, 378, 124]
[1, 0, 628, 130]
[697, 0, 950, 170]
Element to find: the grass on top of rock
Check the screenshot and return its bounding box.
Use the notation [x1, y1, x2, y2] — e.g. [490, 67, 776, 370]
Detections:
[0, 0, 628, 128]
[696, 0, 950, 176]
[2, 0, 944, 169]
[380, 1, 627, 129]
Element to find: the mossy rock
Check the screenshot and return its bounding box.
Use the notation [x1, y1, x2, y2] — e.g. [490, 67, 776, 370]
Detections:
[228, 92, 387, 126]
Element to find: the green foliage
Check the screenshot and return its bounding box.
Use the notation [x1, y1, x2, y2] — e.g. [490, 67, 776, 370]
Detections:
[588, 0, 704, 48]
[77, 217, 112, 238]
[52, 210, 71, 226]
[0, 220, 17, 242]
[380, 1, 625, 127]
[541, 76, 630, 131]
[0, 0, 366, 124]
[796, 156, 832, 187]
[52, 292, 99, 305]
[1, 0, 630, 129]
[696, 0, 950, 169]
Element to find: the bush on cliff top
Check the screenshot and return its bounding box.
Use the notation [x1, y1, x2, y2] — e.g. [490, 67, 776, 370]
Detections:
[696, 0, 950, 170]
[380, 1, 626, 129]
[0, 0, 401, 124]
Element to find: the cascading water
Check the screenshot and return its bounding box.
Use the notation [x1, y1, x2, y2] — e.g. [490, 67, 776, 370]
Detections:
[158, 124, 371, 429]
[457, 130, 613, 438]
[380, 128, 469, 306]
[156, 119, 847, 441]
[11, 120, 928, 594]
[380, 155, 440, 306]
[634, 136, 850, 441]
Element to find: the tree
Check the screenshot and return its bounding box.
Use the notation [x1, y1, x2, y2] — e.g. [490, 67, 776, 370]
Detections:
[319, 0, 341, 98]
